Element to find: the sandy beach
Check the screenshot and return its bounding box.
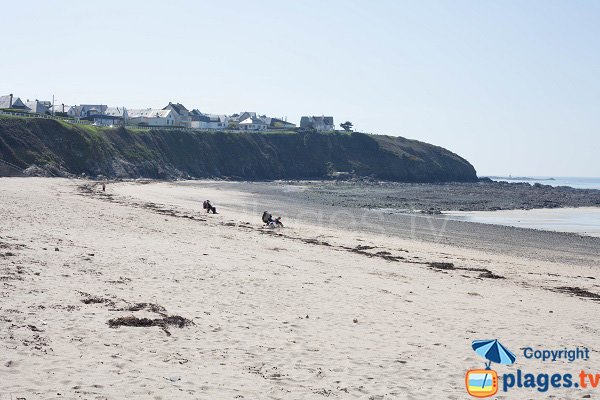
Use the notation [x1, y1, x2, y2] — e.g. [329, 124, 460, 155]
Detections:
[1, 178, 599, 399]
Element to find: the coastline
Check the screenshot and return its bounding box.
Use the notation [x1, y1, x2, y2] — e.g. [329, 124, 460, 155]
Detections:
[443, 207, 600, 238]
[1, 178, 599, 399]
[166, 180, 600, 265]
[256, 180, 600, 212]
[486, 176, 600, 190]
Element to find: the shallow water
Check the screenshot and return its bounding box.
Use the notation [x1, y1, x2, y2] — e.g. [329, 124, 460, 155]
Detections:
[489, 176, 600, 190]
[444, 207, 600, 237]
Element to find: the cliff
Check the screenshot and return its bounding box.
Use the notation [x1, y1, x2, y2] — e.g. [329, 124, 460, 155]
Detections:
[0, 117, 477, 182]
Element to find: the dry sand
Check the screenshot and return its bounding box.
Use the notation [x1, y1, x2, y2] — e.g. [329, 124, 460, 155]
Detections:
[0, 178, 599, 399]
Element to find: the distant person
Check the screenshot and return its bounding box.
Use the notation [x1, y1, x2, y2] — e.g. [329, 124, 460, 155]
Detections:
[203, 200, 218, 214]
[102, 183, 106, 192]
[262, 211, 283, 227]
[262, 211, 274, 225]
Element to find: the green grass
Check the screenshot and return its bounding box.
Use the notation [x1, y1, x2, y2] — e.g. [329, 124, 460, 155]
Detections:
[249, 129, 298, 135]
[0, 108, 31, 113]
[0, 114, 21, 120]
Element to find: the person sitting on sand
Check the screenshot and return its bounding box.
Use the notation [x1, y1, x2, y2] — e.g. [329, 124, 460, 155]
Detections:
[262, 211, 274, 225]
[203, 200, 218, 214]
[262, 211, 283, 227]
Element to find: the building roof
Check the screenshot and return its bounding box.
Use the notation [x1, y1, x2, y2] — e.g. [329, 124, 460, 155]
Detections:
[163, 102, 189, 115]
[239, 111, 257, 119]
[128, 108, 172, 118]
[239, 116, 268, 125]
[228, 111, 257, 122]
[300, 116, 334, 128]
[0, 95, 12, 109]
[267, 117, 296, 128]
[69, 105, 82, 114]
[191, 110, 228, 123]
[69, 105, 108, 116]
[213, 114, 228, 123]
[0, 95, 28, 109]
[80, 104, 108, 112]
[24, 100, 50, 113]
[49, 104, 72, 114]
[93, 114, 123, 120]
[104, 107, 127, 117]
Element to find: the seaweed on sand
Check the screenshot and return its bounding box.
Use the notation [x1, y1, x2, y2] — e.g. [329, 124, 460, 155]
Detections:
[428, 262, 505, 279]
[555, 286, 600, 302]
[107, 315, 194, 336]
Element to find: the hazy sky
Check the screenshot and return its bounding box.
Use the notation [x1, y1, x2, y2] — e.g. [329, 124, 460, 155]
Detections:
[1, 0, 598, 177]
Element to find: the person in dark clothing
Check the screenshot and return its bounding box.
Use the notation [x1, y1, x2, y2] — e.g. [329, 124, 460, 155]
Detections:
[203, 200, 218, 214]
[262, 211, 283, 227]
[262, 211, 273, 224]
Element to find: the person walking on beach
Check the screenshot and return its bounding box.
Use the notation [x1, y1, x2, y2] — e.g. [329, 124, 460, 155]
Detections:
[203, 200, 218, 214]
[102, 183, 106, 192]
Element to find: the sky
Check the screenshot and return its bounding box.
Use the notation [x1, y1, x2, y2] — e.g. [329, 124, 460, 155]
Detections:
[1, 0, 599, 177]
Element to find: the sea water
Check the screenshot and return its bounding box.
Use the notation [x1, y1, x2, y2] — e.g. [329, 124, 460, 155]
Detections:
[444, 207, 600, 238]
[488, 176, 600, 190]
[463, 177, 600, 236]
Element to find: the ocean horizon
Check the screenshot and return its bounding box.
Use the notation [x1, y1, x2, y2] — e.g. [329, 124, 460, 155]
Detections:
[486, 176, 600, 190]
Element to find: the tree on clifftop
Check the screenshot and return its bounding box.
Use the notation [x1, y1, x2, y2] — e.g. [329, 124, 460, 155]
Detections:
[340, 121, 353, 132]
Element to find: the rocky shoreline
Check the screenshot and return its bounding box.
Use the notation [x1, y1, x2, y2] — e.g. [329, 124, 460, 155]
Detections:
[262, 179, 600, 213]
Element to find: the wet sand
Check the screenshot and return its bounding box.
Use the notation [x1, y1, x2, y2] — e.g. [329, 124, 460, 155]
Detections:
[174, 180, 600, 267]
[1, 178, 599, 399]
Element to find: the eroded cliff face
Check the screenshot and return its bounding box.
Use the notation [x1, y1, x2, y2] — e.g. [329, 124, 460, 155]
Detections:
[0, 118, 477, 182]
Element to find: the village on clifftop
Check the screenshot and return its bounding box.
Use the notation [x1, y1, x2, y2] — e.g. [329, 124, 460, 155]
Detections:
[0, 93, 337, 132]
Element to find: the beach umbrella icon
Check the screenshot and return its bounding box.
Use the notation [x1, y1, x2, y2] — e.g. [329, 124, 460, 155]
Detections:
[472, 339, 516, 368]
[470, 339, 516, 391]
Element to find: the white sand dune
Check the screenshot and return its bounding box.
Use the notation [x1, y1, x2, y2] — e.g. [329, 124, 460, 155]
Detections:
[0, 178, 598, 399]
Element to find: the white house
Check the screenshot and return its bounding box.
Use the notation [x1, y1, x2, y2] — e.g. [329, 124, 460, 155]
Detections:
[228, 111, 257, 129]
[163, 102, 191, 128]
[24, 100, 51, 114]
[79, 107, 126, 126]
[190, 109, 228, 129]
[127, 109, 176, 127]
[300, 116, 335, 131]
[92, 114, 123, 126]
[68, 104, 108, 118]
[239, 116, 268, 131]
